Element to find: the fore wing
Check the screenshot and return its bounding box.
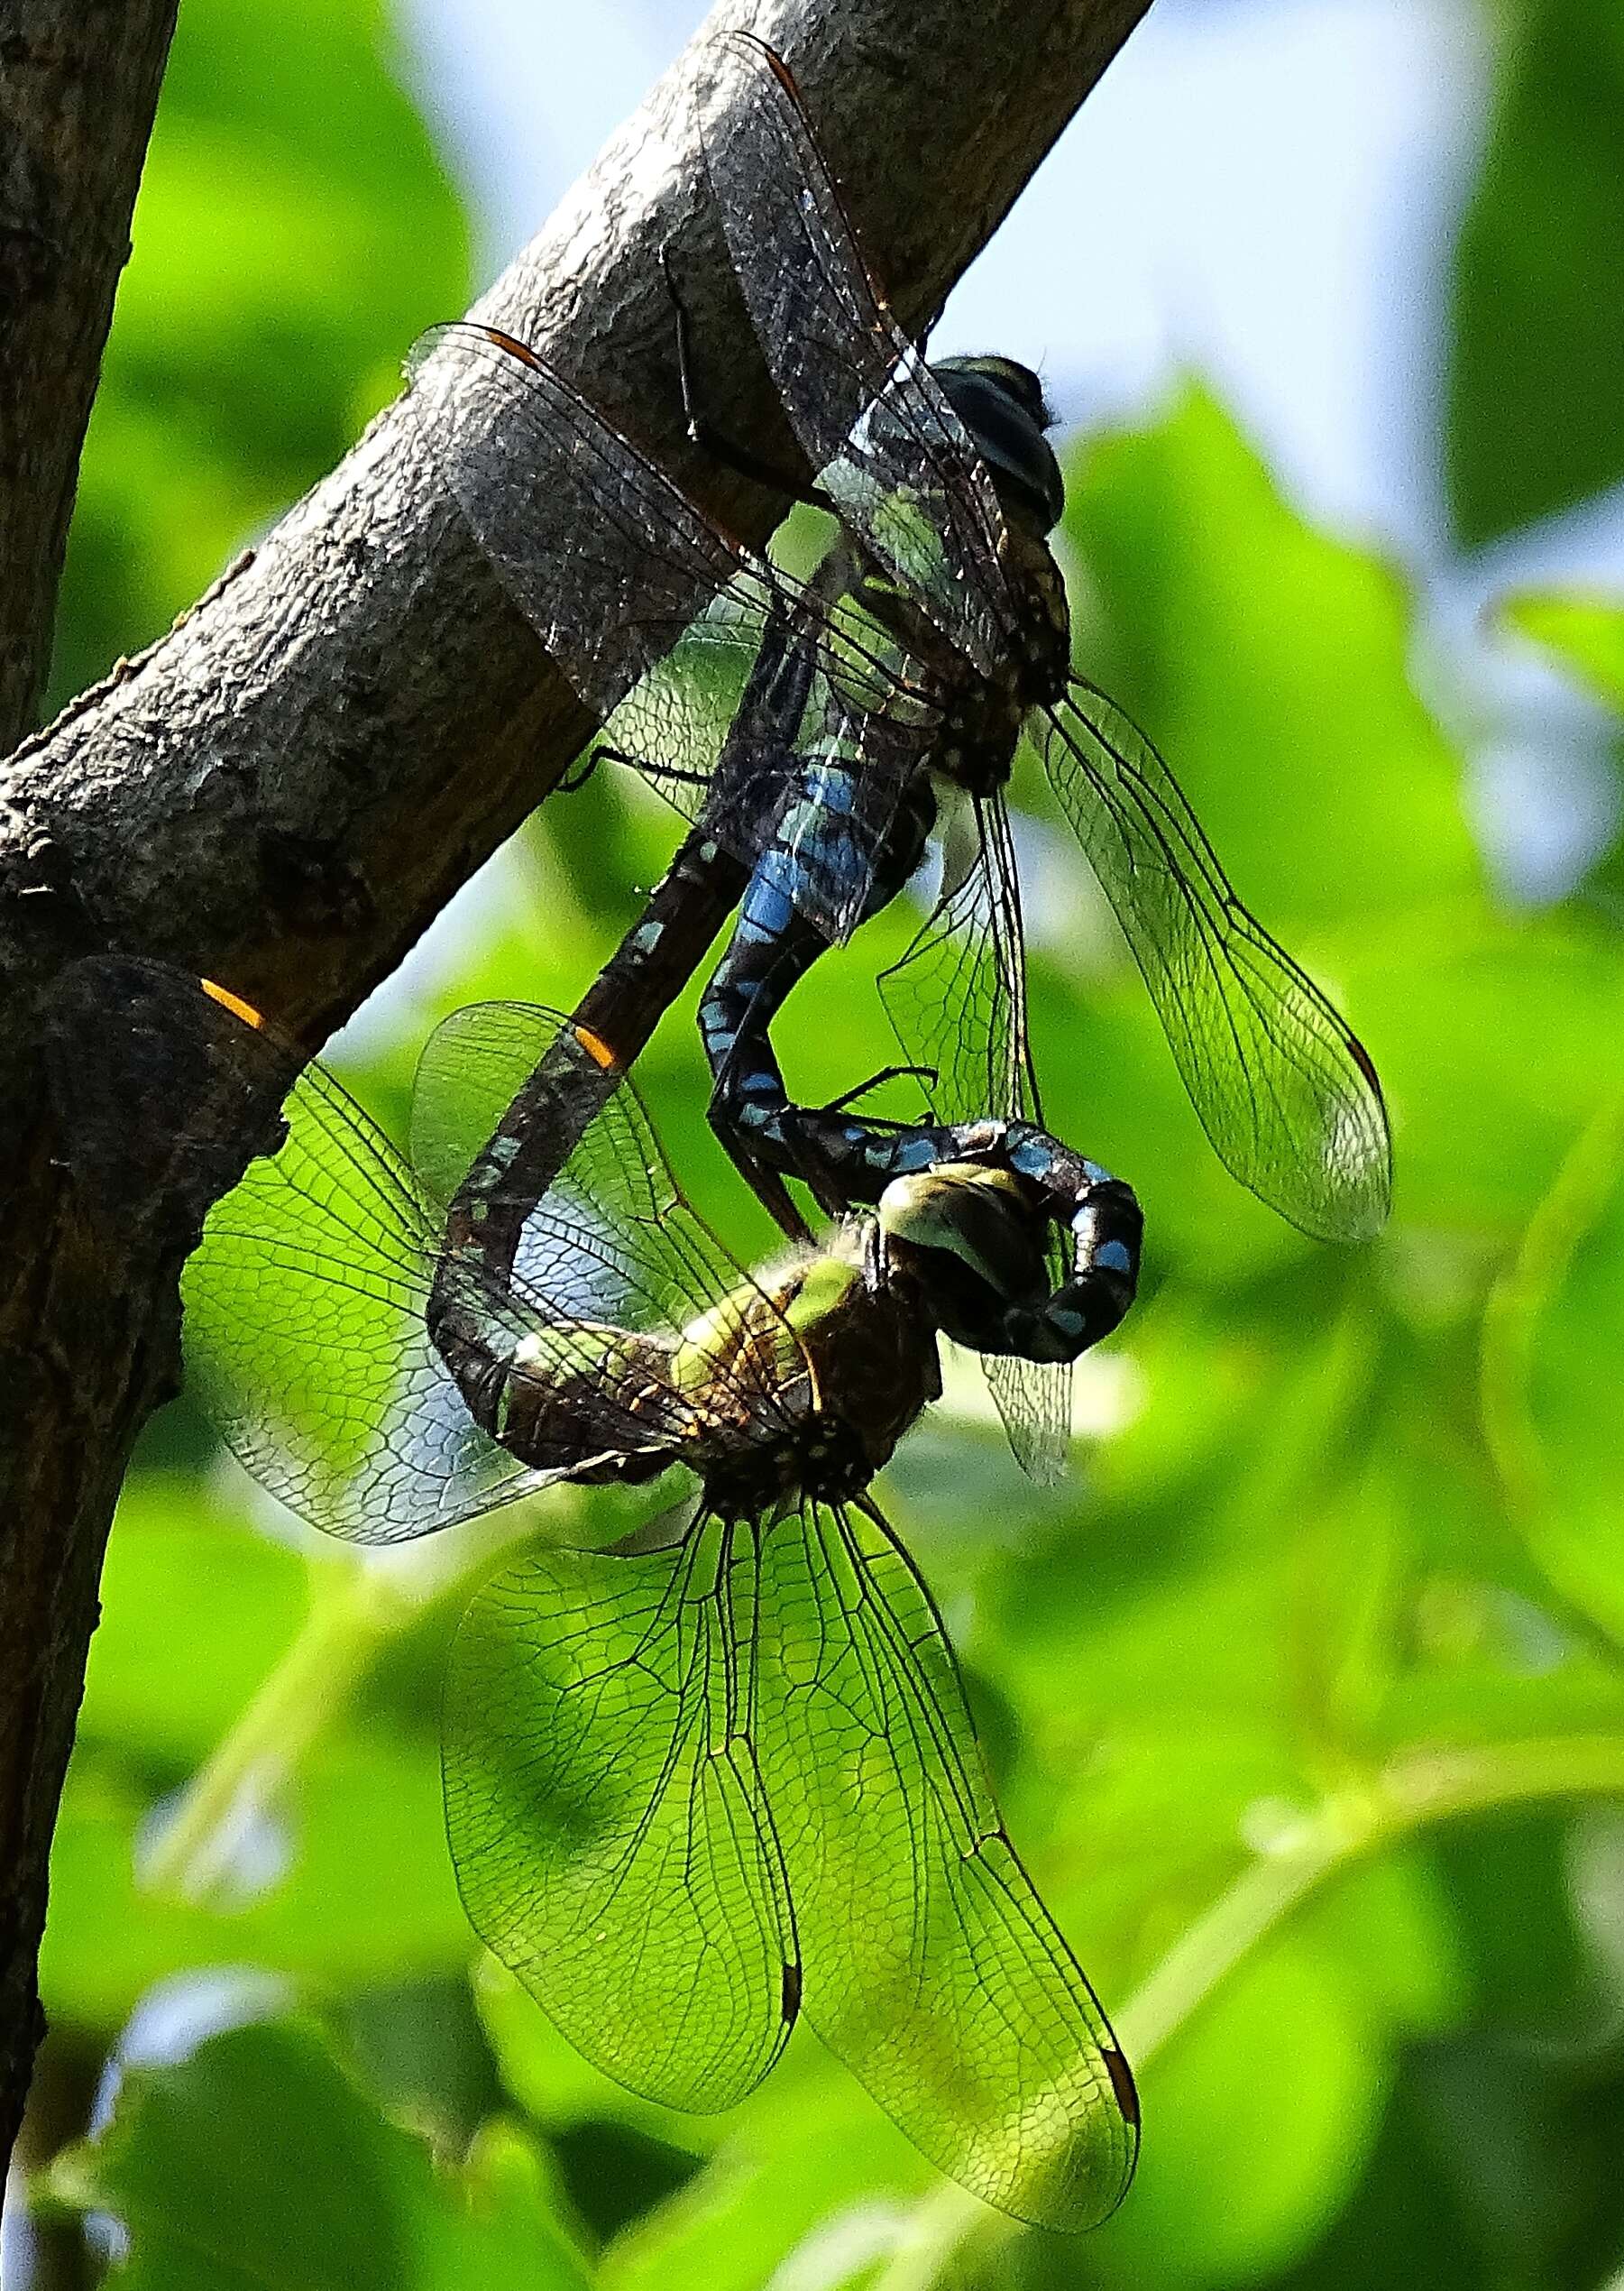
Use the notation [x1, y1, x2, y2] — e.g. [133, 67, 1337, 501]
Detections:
[408, 322, 921, 945]
[705, 33, 1024, 682]
[47, 960, 562, 1543]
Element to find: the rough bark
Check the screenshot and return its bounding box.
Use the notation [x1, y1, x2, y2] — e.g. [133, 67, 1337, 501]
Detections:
[0, 0, 178, 741]
[0, 0, 179, 2184]
[0, 0, 1153, 2188]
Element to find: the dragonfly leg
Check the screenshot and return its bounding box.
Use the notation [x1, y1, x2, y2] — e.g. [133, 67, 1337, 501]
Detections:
[702, 904, 1142, 1364]
[820, 1062, 939, 1114]
[661, 244, 835, 512]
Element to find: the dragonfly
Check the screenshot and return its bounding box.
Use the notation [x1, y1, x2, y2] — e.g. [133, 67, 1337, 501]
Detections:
[404, 31, 1391, 1273]
[57, 959, 1140, 2230]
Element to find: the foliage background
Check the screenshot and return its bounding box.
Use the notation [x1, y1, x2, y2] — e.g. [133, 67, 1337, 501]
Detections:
[15, 0, 1624, 2284]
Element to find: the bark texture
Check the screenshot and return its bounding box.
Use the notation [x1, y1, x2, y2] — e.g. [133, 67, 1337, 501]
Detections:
[0, 0, 178, 740]
[0, 0, 1153, 2187]
[0, 0, 179, 2182]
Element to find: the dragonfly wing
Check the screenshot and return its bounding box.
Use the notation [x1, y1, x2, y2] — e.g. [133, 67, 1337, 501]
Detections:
[705, 34, 1021, 680]
[408, 322, 778, 840]
[410, 321, 922, 945]
[409, 1000, 809, 1455]
[183, 1058, 572, 1541]
[408, 321, 753, 720]
[48, 960, 558, 1543]
[983, 1336, 1071, 1489]
[757, 1502, 1137, 2226]
[879, 796, 1031, 1126]
[1041, 683, 1393, 1241]
[879, 806, 1073, 1483]
[444, 1518, 798, 2111]
[411, 1001, 753, 1328]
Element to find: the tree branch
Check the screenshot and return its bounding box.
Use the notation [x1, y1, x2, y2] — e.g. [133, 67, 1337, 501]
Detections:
[0, 0, 1153, 2191]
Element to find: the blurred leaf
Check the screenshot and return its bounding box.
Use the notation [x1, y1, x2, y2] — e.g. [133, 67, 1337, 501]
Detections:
[601, 2045, 931, 2291]
[1300, 1854, 1464, 2042]
[1447, 0, 1624, 545]
[1093, 1943, 1389, 2287]
[481, 1958, 934, 2289]
[51, 0, 469, 704]
[1352, 912, 1624, 1234]
[1506, 1085, 1624, 1633]
[47, 2019, 589, 2289]
[78, 1483, 308, 1765]
[1430, 1814, 1597, 2032]
[1063, 383, 1478, 930]
[43, 1743, 469, 2028]
[1502, 589, 1624, 712]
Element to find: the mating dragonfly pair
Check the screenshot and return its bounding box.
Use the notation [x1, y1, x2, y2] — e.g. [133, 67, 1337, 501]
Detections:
[406, 30, 1389, 1474]
[83, 31, 1390, 2237]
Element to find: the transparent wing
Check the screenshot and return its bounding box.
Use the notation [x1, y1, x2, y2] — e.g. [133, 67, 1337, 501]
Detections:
[407, 322, 923, 945]
[414, 1000, 758, 1330]
[181, 1049, 567, 1544]
[51, 964, 800, 1541]
[408, 320, 757, 724]
[444, 1518, 798, 2111]
[880, 799, 1072, 1483]
[41, 960, 566, 1545]
[1042, 682, 1393, 1241]
[408, 1000, 804, 1443]
[880, 794, 1034, 1130]
[705, 32, 1023, 680]
[757, 1500, 1138, 2227]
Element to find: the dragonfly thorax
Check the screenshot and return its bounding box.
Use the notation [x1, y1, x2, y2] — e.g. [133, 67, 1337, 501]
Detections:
[692, 1226, 944, 1520]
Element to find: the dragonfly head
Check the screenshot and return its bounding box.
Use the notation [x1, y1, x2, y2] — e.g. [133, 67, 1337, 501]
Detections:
[931, 356, 1065, 536]
[878, 1162, 1051, 1351]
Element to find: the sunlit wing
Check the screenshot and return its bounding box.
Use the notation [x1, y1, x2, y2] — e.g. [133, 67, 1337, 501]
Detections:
[1041, 681, 1392, 1242]
[444, 1520, 799, 2111]
[43, 959, 565, 1544]
[408, 1000, 806, 1440]
[407, 319, 751, 718]
[413, 1000, 758, 1330]
[757, 1500, 1138, 2225]
[880, 794, 1032, 1127]
[705, 32, 1024, 681]
[180, 1048, 570, 1543]
[879, 800, 1072, 1483]
[407, 322, 922, 946]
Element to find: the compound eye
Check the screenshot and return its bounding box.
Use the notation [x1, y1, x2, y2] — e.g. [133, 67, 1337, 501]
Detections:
[880, 1164, 1050, 1303]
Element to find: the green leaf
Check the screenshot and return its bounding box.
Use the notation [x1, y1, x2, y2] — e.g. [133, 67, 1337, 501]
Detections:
[41, 1743, 470, 2029]
[47, 2019, 590, 2290]
[78, 1480, 308, 1765]
[1502, 589, 1624, 712]
[1447, 0, 1624, 544]
[600, 2047, 931, 2291]
[1504, 1086, 1624, 1633]
[1091, 1943, 1388, 2286]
